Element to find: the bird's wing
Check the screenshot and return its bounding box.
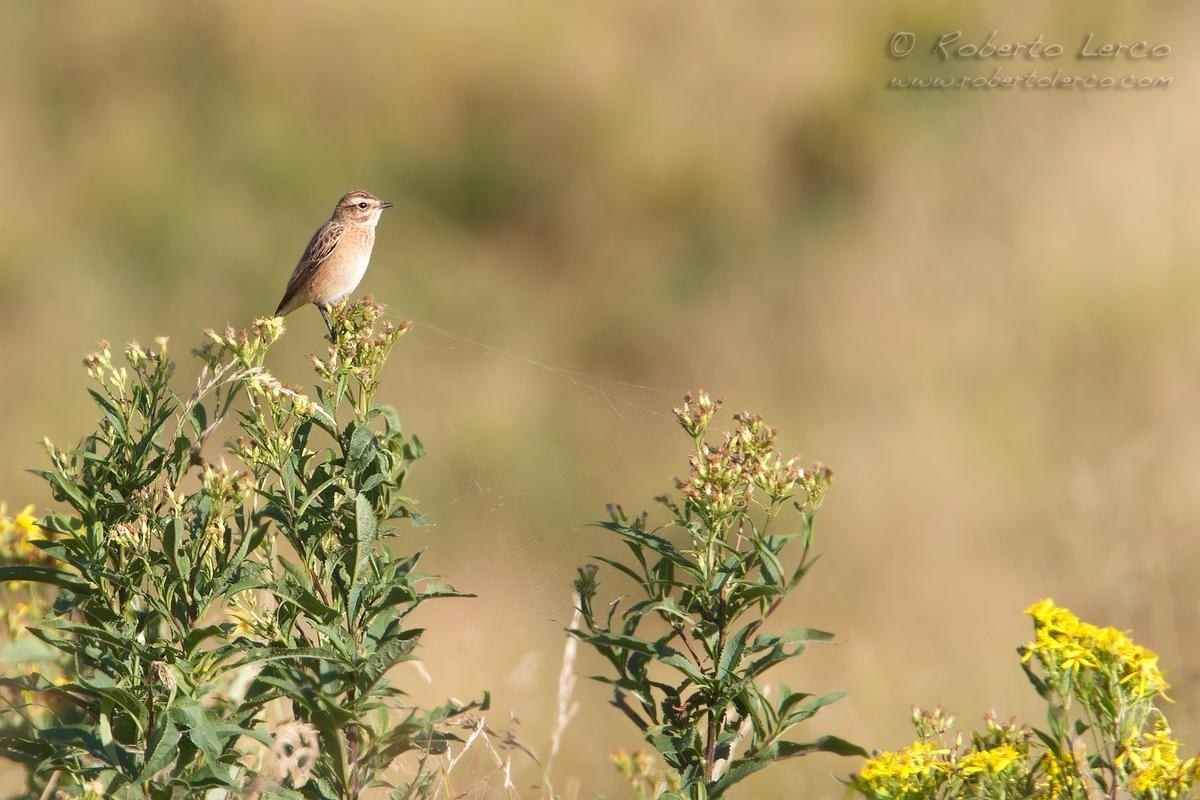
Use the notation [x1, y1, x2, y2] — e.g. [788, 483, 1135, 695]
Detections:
[274, 221, 345, 316]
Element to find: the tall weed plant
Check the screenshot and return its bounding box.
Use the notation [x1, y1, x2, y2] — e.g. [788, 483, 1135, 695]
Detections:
[0, 300, 482, 799]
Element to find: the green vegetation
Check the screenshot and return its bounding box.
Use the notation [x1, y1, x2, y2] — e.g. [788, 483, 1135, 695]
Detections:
[572, 393, 863, 798]
[1, 303, 1199, 800]
[0, 303, 483, 799]
[0, 301, 871, 798]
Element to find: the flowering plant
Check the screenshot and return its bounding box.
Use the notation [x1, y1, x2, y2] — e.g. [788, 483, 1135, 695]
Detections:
[852, 600, 1196, 800]
[572, 391, 863, 799]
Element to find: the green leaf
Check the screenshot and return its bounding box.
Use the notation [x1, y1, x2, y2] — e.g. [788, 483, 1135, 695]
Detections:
[71, 676, 148, 733]
[164, 517, 187, 581]
[361, 630, 421, 693]
[718, 622, 756, 679]
[170, 697, 248, 762]
[87, 388, 128, 440]
[726, 582, 783, 610]
[0, 565, 88, 592]
[267, 581, 338, 623]
[406, 433, 426, 460]
[189, 402, 208, 438]
[296, 475, 341, 520]
[634, 597, 694, 625]
[309, 706, 350, 791]
[574, 631, 663, 656]
[352, 492, 378, 589]
[761, 627, 835, 646]
[737, 628, 834, 682]
[359, 472, 390, 494]
[40, 723, 112, 767]
[710, 735, 866, 797]
[596, 522, 691, 568]
[645, 725, 699, 776]
[182, 625, 225, 657]
[176, 761, 242, 790]
[347, 423, 375, 468]
[753, 536, 786, 586]
[773, 735, 866, 758]
[37, 469, 94, 514]
[777, 689, 848, 728]
[137, 718, 182, 782]
[368, 404, 403, 434]
[658, 652, 706, 685]
[1019, 650, 1054, 701]
[586, 556, 639, 591]
[270, 559, 338, 622]
[238, 646, 345, 671]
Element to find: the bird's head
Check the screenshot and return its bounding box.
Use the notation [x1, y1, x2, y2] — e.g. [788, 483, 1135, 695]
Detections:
[333, 190, 393, 226]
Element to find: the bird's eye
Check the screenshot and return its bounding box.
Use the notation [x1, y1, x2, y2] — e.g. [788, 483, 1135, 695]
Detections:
[358, 202, 368, 209]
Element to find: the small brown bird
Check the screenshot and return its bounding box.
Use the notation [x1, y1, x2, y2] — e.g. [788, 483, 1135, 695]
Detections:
[273, 190, 393, 337]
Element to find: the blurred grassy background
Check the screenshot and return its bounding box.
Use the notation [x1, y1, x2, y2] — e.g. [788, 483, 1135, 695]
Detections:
[3, 2, 1199, 796]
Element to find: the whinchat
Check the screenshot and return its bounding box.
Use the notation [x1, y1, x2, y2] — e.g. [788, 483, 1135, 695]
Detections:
[273, 190, 393, 337]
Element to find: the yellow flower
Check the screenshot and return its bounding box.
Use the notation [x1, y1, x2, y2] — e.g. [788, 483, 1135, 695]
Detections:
[1120, 722, 1199, 798]
[957, 743, 1022, 777]
[1023, 598, 1169, 703]
[13, 505, 40, 539]
[1037, 750, 1081, 799]
[1024, 598, 1061, 627]
[228, 590, 272, 641]
[855, 740, 951, 797]
[1114, 639, 1169, 702]
[0, 503, 51, 565]
[1057, 638, 1101, 674]
[228, 607, 256, 641]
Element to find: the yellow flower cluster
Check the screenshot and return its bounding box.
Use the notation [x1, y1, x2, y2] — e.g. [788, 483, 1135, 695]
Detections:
[0, 502, 51, 566]
[957, 743, 1022, 777]
[855, 602, 1197, 800]
[1038, 749, 1082, 799]
[854, 740, 951, 798]
[1023, 598, 1169, 703]
[1120, 721, 1199, 799]
[0, 502, 57, 638]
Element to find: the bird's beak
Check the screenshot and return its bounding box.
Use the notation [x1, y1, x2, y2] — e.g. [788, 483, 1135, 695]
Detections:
[380, 201, 394, 209]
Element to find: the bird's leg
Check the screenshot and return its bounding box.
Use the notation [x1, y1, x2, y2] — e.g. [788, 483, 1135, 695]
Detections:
[317, 303, 335, 341]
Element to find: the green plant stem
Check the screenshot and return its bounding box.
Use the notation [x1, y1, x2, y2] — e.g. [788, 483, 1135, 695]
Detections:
[347, 719, 361, 798]
[705, 709, 718, 790]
